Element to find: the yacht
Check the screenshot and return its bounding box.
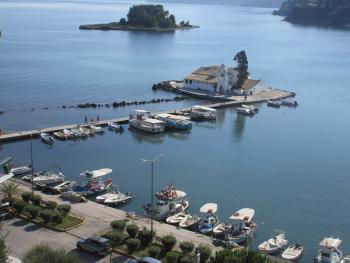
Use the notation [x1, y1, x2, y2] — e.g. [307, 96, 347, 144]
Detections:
[189, 105, 217, 120]
[129, 110, 165, 134]
[259, 233, 288, 254]
[315, 238, 343, 263]
[155, 113, 192, 130]
[198, 203, 218, 235]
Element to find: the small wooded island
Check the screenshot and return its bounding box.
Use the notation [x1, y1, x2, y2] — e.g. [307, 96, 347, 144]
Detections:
[79, 5, 198, 32]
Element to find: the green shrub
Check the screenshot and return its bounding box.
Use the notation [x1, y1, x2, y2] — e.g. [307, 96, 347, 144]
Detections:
[211, 248, 272, 263]
[180, 241, 194, 255]
[161, 235, 177, 252]
[196, 245, 212, 263]
[126, 224, 139, 238]
[12, 200, 27, 214]
[179, 255, 196, 263]
[46, 201, 57, 210]
[25, 204, 40, 219]
[148, 245, 161, 259]
[126, 238, 140, 253]
[110, 220, 126, 231]
[40, 209, 54, 224]
[21, 192, 33, 203]
[166, 251, 179, 263]
[57, 204, 71, 216]
[32, 195, 42, 206]
[138, 228, 154, 247]
[106, 231, 124, 246]
[52, 212, 63, 224]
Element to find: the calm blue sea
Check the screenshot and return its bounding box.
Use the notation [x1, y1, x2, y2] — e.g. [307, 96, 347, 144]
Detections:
[1, 0, 350, 261]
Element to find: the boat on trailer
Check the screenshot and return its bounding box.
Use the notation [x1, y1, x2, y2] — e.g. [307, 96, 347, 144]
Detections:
[282, 243, 304, 261]
[189, 105, 217, 120]
[73, 168, 113, 196]
[40, 133, 54, 144]
[129, 110, 165, 134]
[155, 113, 192, 130]
[198, 203, 218, 235]
[259, 233, 288, 254]
[314, 237, 343, 263]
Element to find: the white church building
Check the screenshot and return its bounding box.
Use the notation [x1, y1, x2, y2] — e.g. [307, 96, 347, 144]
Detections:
[183, 64, 256, 96]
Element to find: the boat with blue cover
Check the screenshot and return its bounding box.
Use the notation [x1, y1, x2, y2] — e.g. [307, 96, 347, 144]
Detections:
[155, 113, 192, 130]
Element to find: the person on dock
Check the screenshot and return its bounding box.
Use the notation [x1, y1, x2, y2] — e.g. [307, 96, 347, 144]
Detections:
[84, 116, 87, 123]
[244, 95, 247, 101]
[97, 115, 100, 121]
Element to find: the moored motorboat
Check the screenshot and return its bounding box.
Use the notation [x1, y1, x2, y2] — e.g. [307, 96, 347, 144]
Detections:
[179, 214, 200, 229]
[53, 131, 68, 140]
[104, 192, 134, 206]
[63, 129, 75, 139]
[281, 99, 298, 107]
[213, 222, 231, 237]
[143, 199, 189, 221]
[32, 171, 65, 185]
[96, 192, 117, 203]
[90, 125, 104, 133]
[108, 122, 122, 131]
[314, 237, 343, 263]
[73, 168, 113, 196]
[10, 165, 32, 176]
[267, 100, 281, 108]
[198, 203, 218, 235]
[166, 212, 187, 225]
[259, 233, 288, 254]
[155, 184, 186, 201]
[340, 255, 350, 263]
[40, 133, 54, 144]
[129, 110, 165, 134]
[282, 243, 304, 261]
[155, 113, 192, 130]
[242, 104, 259, 113]
[237, 107, 254, 115]
[189, 105, 217, 120]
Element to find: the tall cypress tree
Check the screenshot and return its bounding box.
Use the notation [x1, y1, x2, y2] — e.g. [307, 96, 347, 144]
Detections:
[233, 50, 248, 89]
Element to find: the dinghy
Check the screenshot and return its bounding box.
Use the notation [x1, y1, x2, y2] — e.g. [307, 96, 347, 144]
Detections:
[179, 214, 200, 229]
[198, 203, 218, 235]
[40, 133, 54, 144]
[166, 212, 187, 225]
[259, 233, 288, 254]
[267, 100, 281, 108]
[282, 244, 304, 261]
[314, 237, 343, 263]
[281, 99, 298, 107]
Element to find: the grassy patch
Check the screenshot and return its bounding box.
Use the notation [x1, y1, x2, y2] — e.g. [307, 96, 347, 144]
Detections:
[55, 215, 83, 230]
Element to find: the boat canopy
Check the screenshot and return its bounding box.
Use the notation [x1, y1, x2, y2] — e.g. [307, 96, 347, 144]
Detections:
[144, 118, 164, 124]
[200, 203, 218, 214]
[230, 208, 255, 222]
[0, 173, 14, 184]
[192, 105, 217, 112]
[320, 238, 342, 248]
[81, 168, 113, 179]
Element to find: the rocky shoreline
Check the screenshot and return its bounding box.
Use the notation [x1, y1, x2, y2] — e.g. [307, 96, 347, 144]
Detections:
[79, 23, 199, 32]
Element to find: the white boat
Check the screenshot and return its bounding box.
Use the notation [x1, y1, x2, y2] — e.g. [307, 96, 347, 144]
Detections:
[282, 244, 304, 261]
[340, 255, 350, 263]
[198, 203, 218, 235]
[315, 237, 343, 263]
[74, 168, 113, 196]
[179, 214, 200, 229]
[189, 105, 217, 120]
[40, 133, 54, 144]
[236, 107, 255, 115]
[259, 233, 288, 254]
[104, 192, 134, 205]
[78, 127, 90, 136]
[108, 122, 122, 131]
[32, 171, 65, 185]
[213, 222, 231, 236]
[267, 100, 281, 108]
[143, 199, 189, 221]
[155, 113, 192, 130]
[155, 184, 187, 201]
[10, 166, 32, 176]
[53, 131, 68, 140]
[166, 212, 187, 225]
[63, 129, 75, 138]
[281, 99, 298, 107]
[242, 104, 259, 113]
[90, 125, 104, 133]
[96, 192, 117, 203]
[129, 110, 165, 134]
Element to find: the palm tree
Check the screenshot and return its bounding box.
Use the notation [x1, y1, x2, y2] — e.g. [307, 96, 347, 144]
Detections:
[0, 181, 20, 200]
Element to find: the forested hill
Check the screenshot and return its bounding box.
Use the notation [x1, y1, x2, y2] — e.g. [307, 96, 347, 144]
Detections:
[148, 0, 284, 8]
[273, 0, 350, 28]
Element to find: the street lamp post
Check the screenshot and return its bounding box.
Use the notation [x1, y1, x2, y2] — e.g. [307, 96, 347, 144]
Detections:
[141, 154, 164, 242]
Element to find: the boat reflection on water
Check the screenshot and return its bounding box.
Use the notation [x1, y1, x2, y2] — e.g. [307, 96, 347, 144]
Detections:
[130, 128, 165, 144]
[233, 113, 246, 142]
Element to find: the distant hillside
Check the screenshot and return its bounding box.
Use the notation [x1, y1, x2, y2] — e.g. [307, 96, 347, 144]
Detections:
[273, 0, 350, 28]
[148, 0, 284, 8]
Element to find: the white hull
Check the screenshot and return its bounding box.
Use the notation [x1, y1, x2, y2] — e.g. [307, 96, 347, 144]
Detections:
[259, 233, 288, 255]
[33, 175, 65, 185]
[166, 213, 187, 225]
[282, 245, 304, 261]
[130, 120, 165, 134]
[11, 166, 32, 176]
[179, 215, 200, 229]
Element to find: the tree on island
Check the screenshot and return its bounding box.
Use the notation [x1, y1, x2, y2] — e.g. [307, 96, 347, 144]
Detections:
[119, 5, 178, 28]
[233, 50, 249, 90]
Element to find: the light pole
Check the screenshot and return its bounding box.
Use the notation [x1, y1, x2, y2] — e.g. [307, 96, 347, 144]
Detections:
[141, 154, 164, 242]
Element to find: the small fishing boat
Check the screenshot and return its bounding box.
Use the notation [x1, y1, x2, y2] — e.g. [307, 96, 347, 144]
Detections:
[143, 199, 189, 221]
[281, 99, 298, 107]
[73, 168, 113, 196]
[90, 125, 104, 134]
[282, 243, 304, 261]
[53, 131, 68, 140]
[95, 192, 117, 203]
[198, 203, 218, 235]
[267, 100, 281, 108]
[63, 129, 75, 139]
[340, 255, 350, 263]
[166, 212, 187, 225]
[10, 166, 32, 176]
[242, 104, 259, 113]
[155, 184, 187, 201]
[189, 105, 217, 120]
[259, 233, 288, 254]
[314, 237, 343, 263]
[155, 113, 192, 130]
[179, 214, 200, 229]
[108, 122, 122, 131]
[104, 192, 134, 206]
[40, 133, 54, 144]
[129, 110, 165, 134]
[237, 107, 254, 115]
[32, 171, 65, 185]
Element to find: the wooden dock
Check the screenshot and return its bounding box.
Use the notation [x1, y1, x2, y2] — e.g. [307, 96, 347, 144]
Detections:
[0, 87, 294, 144]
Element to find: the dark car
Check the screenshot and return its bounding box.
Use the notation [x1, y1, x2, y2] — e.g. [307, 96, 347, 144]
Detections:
[76, 236, 111, 256]
[127, 256, 161, 263]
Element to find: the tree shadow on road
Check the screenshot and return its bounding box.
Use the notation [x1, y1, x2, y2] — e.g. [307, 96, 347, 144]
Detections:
[11, 219, 30, 227]
[69, 249, 129, 263]
[24, 224, 42, 232]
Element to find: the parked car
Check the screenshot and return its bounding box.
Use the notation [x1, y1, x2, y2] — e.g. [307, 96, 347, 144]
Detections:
[127, 257, 161, 263]
[76, 236, 111, 256]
